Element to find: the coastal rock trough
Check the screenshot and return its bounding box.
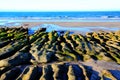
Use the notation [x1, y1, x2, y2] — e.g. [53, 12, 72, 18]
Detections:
[0, 27, 120, 80]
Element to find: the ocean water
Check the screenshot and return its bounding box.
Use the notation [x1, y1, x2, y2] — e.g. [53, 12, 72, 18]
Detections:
[0, 12, 120, 33]
[0, 11, 120, 18]
[0, 11, 120, 26]
[0, 12, 120, 22]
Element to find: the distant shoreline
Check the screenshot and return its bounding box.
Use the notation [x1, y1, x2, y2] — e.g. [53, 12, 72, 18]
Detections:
[21, 22, 120, 27]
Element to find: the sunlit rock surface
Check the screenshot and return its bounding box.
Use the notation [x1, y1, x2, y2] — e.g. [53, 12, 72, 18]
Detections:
[0, 27, 120, 80]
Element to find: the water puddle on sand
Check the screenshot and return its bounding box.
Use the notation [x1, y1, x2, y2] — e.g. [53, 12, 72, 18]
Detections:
[0, 23, 22, 27]
[28, 24, 120, 35]
[0, 23, 120, 34]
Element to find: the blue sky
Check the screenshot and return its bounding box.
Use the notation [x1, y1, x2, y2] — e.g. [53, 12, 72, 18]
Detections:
[0, 0, 120, 11]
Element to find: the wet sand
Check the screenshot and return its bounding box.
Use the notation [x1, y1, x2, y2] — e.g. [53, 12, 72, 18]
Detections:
[21, 22, 120, 27]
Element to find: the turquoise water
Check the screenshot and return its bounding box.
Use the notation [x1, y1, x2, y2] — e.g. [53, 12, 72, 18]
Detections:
[1, 19, 120, 27]
[28, 24, 120, 35]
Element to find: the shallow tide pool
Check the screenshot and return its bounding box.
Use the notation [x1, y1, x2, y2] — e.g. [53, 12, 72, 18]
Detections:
[28, 24, 120, 35]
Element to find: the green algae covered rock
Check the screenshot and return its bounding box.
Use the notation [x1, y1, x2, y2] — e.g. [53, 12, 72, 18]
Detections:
[0, 28, 120, 80]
